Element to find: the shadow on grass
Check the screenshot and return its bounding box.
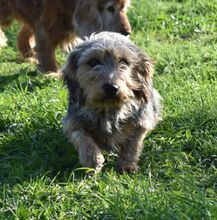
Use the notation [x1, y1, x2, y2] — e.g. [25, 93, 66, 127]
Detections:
[0, 73, 20, 92]
[0, 69, 54, 92]
[0, 123, 80, 186]
[0, 109, 216, 186]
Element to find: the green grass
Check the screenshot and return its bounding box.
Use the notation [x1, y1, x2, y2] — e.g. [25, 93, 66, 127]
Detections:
[0, 0, 217, 219]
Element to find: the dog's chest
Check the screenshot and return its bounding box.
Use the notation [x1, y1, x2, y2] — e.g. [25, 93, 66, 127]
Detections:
[85, 112, 138, 150]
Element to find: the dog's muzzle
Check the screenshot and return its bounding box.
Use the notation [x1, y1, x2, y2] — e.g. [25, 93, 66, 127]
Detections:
[103, 83, 119, 99]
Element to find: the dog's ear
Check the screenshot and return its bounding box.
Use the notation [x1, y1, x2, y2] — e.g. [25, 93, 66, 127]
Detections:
[73, 0, 103, 38]
[62, 48, 86, 105]
[62, 48, 80, 81]
[132, 47, 154, 103]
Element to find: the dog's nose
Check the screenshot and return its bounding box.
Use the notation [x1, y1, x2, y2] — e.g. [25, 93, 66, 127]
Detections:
[121, 30, 131, 36]
[103, 83, 119, 98]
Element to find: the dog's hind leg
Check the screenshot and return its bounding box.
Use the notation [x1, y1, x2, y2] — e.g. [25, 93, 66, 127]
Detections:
[0, 0, 12, 48]
[17, 24, 35, 58]
[0, 27, 7, 48]
[34, 26, 58, 72]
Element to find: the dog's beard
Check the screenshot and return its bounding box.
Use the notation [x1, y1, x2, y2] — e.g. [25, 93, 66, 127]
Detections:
[86, 85, 137, 111]
[86, 93, 129, 110]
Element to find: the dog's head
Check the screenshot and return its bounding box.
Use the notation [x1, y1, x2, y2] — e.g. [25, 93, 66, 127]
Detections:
[73, 0, 131, 38]
[63, 32, 154, 109]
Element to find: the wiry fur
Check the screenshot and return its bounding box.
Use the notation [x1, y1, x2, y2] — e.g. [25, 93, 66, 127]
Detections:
[0, 0, 131, 72]
[62, 32, 161, 173]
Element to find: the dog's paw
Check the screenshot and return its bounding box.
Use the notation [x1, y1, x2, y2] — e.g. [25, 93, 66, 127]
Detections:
[0, 40, 7, 48]
[0, 37, 7, 48]
[80, 153, 105, 173]
[115, 162, 139, 174]
[94, 154, 105, 173]
[0, 29, 7, 48]
[45, 71, 63, 79]
[26, 57, 38, 64]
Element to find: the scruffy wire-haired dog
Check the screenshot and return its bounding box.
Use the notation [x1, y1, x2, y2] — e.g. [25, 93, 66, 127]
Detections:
[0, 0, 131, 73]
[62, 32, 161, 173]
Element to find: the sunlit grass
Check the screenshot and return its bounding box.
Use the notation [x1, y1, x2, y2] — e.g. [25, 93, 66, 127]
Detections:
[0, 0, 216, 219]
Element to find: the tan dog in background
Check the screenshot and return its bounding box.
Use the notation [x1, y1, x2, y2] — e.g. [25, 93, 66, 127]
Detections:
[0, 0, 131, 72]
[62, 32, 161, 173]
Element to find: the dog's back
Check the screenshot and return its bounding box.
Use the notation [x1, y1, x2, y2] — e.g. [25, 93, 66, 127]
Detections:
[0, 0, 78, 27]
[0, 0, 39, 26]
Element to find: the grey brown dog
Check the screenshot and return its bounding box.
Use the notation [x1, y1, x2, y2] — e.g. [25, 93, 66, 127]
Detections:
[62, 32, 161, 173]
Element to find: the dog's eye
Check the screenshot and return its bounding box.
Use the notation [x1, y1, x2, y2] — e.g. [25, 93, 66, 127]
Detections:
[107, 6, 115, 13]
[119, 58, 129, 66]
[87, 59, 101, 68]
[120, 4, 125, 10]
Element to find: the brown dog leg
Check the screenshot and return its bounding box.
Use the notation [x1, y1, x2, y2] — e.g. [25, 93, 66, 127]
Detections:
[34, 26, 57, 72]
[17, 24, 34, 58]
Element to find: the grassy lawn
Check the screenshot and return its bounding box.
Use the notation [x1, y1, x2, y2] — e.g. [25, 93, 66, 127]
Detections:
[0, 0, 217, 219]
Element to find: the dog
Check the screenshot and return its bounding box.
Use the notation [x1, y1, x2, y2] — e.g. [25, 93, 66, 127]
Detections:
[62, 32, 162, 173]
[0, 0, 131, 72]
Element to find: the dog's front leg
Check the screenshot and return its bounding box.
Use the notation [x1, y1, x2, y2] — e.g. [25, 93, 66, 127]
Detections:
[70, 130, 105, 173]
[116, 130, 148, 173]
